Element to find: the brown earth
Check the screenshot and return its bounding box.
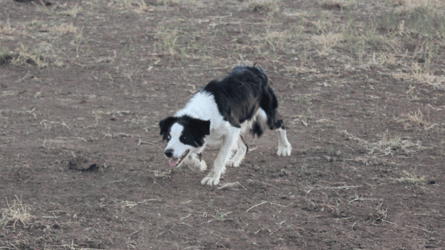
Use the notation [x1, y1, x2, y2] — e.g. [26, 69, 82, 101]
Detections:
[1, 0, 444, 249]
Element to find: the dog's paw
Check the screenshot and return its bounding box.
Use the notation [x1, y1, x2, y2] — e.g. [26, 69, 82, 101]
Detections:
[227, 158, 242, 167]
[277, 142, 292, 157]
[227, 150, 246, 167]
[201, 170, 222, 186]
[191, 159, 207, 171]
[201, 176, 221, 186]
[185, 155, 207, 171]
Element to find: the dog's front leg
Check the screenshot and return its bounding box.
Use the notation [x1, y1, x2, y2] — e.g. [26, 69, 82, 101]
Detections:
[201, 128, 240, 186]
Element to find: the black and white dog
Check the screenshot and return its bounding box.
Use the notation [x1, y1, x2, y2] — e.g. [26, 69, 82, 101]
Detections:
[159, 66, 292, 185]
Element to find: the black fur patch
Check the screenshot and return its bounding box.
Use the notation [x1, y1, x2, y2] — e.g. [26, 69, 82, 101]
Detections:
[251, 121, 264, 137]
[159, 115, 210, 147]
[204, 66, 283, 130]
[159, 117, 177, 141]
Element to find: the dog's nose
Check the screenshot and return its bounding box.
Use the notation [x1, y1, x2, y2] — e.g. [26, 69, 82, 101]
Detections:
[164, 149, 174, 158]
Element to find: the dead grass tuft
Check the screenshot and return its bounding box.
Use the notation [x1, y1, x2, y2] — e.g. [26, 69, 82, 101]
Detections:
[1, 196, 34, 229]
[405, 109, 430, 127]
[154, 26, 179, 55]
[311, 33, 343, 57]
[12, 43, 46, 67]
[392, 170, 426, 184]
[50, 23, 79, 35]
[343, 130, 420, 156]
[366, 132, 418, 156]
[58, 4, 82, 17]
[392, 62, 445, 89]
[389, 0, 445, 13]
[0, 24, 16, 40]
[134, 0, 150, 14]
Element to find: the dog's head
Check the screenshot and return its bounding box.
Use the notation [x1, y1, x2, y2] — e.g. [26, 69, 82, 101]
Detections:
[159, 115, 210, 167]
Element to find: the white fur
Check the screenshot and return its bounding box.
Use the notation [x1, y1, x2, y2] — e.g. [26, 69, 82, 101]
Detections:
[277, 128, 292, 156]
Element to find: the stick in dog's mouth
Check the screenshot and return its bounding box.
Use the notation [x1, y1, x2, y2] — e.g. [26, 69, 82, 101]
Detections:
[169, 149, 190, 167]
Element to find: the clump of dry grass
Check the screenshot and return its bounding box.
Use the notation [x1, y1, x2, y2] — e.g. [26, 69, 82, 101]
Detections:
[114, 0, 151, 13]
[311, 32, 344, 57]
[392, 170, 426, 184]
[57, 4, 82, 17]
[50, 23, 79, 35]
[392, 62, 445, 89]
[134, 0, 150, 14]
[12, 43, 46, 67]
[397, 109, 439, 130]
[343, 130, 420, 156]
[154, 26, 179, 55]
[1, 196, 34, 229]
[366, 133, 418, 156]
[369, 52, 399, 67]
[388, 0, 445, 13]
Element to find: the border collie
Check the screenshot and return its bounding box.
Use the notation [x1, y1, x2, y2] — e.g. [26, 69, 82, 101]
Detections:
[159, 66, 292, 186]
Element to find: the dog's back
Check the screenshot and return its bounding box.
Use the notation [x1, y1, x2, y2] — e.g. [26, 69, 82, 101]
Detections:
[204, 66, 282, 134]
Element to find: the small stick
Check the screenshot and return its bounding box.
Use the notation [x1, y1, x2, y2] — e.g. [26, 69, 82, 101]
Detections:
[138, 139, 153, 145]
[246, 201, 268, 212]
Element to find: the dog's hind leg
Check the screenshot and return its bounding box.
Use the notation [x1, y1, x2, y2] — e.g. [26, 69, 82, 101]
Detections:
[276, 127, 292, 156]
[201, 127, 240, 186]
[227, 135, 248, 167]
[257, 105, 292, 156]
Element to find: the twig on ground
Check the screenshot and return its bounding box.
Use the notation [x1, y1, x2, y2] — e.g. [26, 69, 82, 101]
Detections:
[138, 138, 154, 145]
[217, 181, 245, 190]
[246, 201, 291, 212]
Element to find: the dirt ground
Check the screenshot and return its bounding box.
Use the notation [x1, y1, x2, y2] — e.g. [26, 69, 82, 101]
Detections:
[1, 0, 445, 249]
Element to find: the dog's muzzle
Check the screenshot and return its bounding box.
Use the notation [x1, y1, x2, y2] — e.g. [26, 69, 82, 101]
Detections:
[165, 149, 190, 168]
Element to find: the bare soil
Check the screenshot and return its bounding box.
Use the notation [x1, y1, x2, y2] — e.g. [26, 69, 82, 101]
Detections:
[1, 0, 444, 249]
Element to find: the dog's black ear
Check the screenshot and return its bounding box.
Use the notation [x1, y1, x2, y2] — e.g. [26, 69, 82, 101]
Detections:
[159, 117, 177, 138]
[190, 119, 210, 136]
[188, 119, 210, 147]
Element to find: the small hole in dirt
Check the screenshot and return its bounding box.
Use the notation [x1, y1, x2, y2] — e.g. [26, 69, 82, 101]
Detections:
[0, 55, 14, 66]
[428, 180, 436, 185]
[321, 3, 344, 10]
[25, 56, 44, 66]
[68, 157, 101, 172]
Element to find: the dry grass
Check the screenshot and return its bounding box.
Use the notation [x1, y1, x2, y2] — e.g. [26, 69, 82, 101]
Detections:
[343, 131, 420, 157]
[392, 170, 426, 184]
[154, 26, 179, 55]
[58, 4, 83, 17]
[366, 133, 418, 156]
[133, 0, 150, 14]
[392, 62, 445, 89]
[311, 32, 344, 57]
[0, 23, 16, 40]
[1, 196, 34, 229]
[389, 0, 445, 13]
[321, 0, 356, 10]
[11, 43, 46, 67]
[50, 23, 79, 35]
